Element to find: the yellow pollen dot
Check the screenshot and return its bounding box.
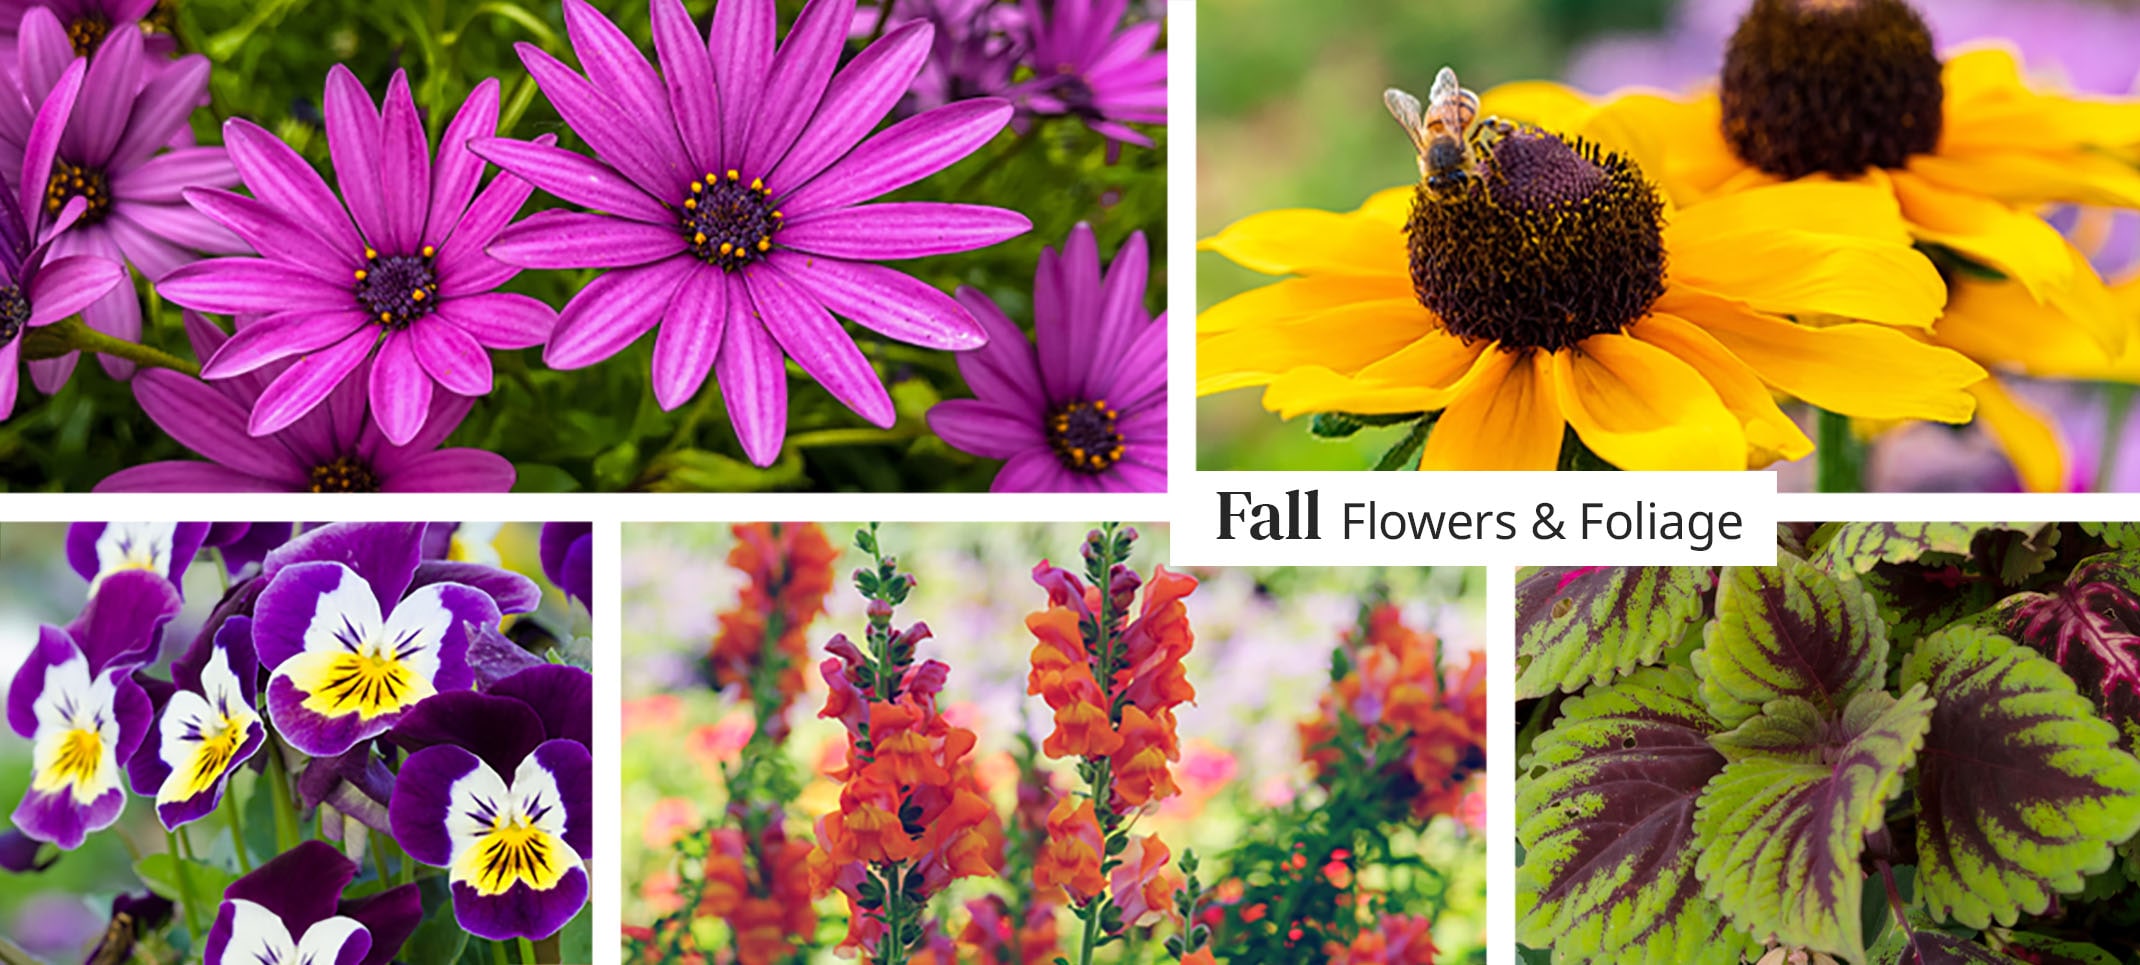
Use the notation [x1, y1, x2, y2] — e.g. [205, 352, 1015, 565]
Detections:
[421, 245, 435, 258]
[720, 242, 733, 256]
[410, 289, 426, 301]
[772, 210, 783, 219]
[756, 238, 769, 252]
[353, 269, 367, 280]
[750, 177, 763, 191]
[365, 248, 377, 260]
[1070, 447, 1086, 460]
[690, 181, 703, 194]
[695, 232, 708, 245]
[726, 169, 740, 181]
[684, 198, 697, 210]
[380, 312, 393, 323]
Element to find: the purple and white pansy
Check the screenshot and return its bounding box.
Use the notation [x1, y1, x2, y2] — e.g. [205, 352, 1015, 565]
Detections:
[125, 615, 265, 830]
[203, 840, 422, 965]
[67, 521, 212, 594]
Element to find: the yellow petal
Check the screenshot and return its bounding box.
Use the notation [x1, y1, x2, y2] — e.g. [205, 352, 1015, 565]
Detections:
[1354, 185, 1417, 228]
[1261, 337, 1492, 420]
[1908, 150, 2140, 210]
[1420, 349, 1563, 470]
[1198, 275, 1416, 336]
[1549, 333, 1745, 471]
[1940, 46, 2140, 152]
[1356, 326, 1492, 387]
[1667, 175, 1914, 247]
[1197, 298, 1433, 395]
[1663, 181, 1945, 329]
[1586, 91, 1751, 205]
[1198, 203, 1408, 278]
[1664, 284, 1986, 422]
[1630, 313, 1813, 466]
[1935, 275, 2134, 379]
[1968, 377, 2068, 493]
[1479, 81, 1598, 134]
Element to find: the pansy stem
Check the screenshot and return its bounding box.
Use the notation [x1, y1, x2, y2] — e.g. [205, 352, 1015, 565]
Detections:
[490, 939, 510, 965]
[1814, 408, 1864, 492]
[25, 316, 201, 377]
[517, 938, 536, 964]
[224, 791, 253, 873]
[264, 734, 302, 852]
[165, 829, 205, 947]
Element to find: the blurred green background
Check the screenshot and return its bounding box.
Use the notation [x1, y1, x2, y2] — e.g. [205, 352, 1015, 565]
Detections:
[1196, 0, 1689, 470]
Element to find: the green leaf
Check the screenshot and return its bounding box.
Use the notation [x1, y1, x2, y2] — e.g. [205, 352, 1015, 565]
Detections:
[1695, 557, 1889, 729]
[1372, 419, 1429, 471]
[2078, 522, 2140, 551]
[1811, 523, 1999, 575]
[134, 852, 239, 910]
[1880, 932, 2023, 964]
[1693, 687, 1933, 962]
[404, 878, 469, 965]
[1856, 561, 1999, 652]
[1899, 625, 2140, 930]
[1517, 666, 1756, 965]
[1515, 566, 1711, 699]
[1999, 933, 2120, 965]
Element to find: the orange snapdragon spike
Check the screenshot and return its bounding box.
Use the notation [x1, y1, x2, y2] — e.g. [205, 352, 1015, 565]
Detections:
[1044, 684, 1123, 758]
[1301, 604, 1485, 822]
[1111, 705, 1182, 806]
[871, 700, 954, 786]
[708, 523, 839, 735]
[1034, 796, 1107, 901]
[697, 821, 816, 964]
[1181, 950, 1219, 965]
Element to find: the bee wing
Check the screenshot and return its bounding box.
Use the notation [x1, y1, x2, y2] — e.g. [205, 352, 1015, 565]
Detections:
[1430, 67, 1463, 107]
[1383, 87, 1433, 155]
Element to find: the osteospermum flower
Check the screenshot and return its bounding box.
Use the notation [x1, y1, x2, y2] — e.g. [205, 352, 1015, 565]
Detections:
[202, 840, 422, 965]
[1012, 0, 1166, 146]
[159, 69, 556, 445]
[0, 0, 171, 59]
[473, 0, 1032, 466]
[250, 534, 498, 756]
[1507, 0, 2140, 486]
[124, 615, 263, 830]
[5, 570, 180, 848]
[1199, 82, 1991, 469]
[9, 10, 240, 387]
[858, 0, 1026, 116]
[95, 312, 516, 492]
[929, 223, 1164, 491]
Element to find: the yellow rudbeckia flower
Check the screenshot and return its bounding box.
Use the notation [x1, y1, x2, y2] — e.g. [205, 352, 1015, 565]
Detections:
[1486, 0, 2140, 488]
[1198, 88, 1985, 471]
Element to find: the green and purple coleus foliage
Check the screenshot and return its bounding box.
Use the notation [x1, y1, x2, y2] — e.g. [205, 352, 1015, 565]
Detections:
[1515, 523, 2140, 965]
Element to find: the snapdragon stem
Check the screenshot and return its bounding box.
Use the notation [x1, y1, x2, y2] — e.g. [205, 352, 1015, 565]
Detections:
[166, 829, 205, 946]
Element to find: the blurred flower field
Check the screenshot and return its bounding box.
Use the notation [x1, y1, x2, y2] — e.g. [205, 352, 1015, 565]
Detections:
[621, 522, 1488, 963]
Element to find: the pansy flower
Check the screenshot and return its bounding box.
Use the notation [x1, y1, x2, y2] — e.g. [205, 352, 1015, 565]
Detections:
[929, 223, 1165, 491]
[473, 0, 1031, 466]
[5, 569, 180, 848]
[159, 71, 556, 445]
[539, 522, 592, 613]
[203, 840, 422, 965]
[125, 615, 263, 830]
[9, 8, 241, 388]
[251, 522, 499, 756]
[388, 666, 593, 941]
[66, 521, 209, 593]
[95, 312, 517, 492]
[1012, 0, 1166, 147]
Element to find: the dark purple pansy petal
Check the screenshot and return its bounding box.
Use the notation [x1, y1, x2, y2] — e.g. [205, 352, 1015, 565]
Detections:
[340, 884, 423, 965]
[218, 839, 360, 936]
[536, 738, 594, 859]
[465, 620, 549, 688]
[455, 866, 588, 943]
[65, 569, 184, 673]
[386, 744, 479, 866]
[261, 521, 426, 608]
[407, 561, 541, 615]
[0, 829, 55, 872]
[389, 689, 547, 777]
[492, 665, 594, 749]
[10, 626, 89, 737]
[64, 522, 213, 592]
[539, 523, 593, 611]
[147, 716, 264, 831]
[421, 523, 456, 561]
[11, 782, 124, 851]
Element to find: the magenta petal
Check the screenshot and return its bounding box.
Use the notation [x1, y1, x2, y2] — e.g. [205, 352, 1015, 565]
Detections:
[223, 119, 367, 257]
[378, 448, 515, 492]
[24, 255, 126, 327]
[768, 21, 930, 191]
[992, 448, 1080, 493]
[324, 65, 391, 251]
[780, 98, 1012, 216]
[21, 59, 85, 236]
[201, 309, 371, 378]
[543, 257, 698, 369]
[95, 461, 292, 492]
[488, 210, 686, 269]
[410, 319, 494, 397]
[747, 266, 892, 427]
[432, 292, 555, 350]
[66, 26, 142, 165]
[560, 0, 689, 177]
[158, 258, 359, 315]
[369, 332, 434, 445]
[516, 44, 685, 200]
[378, 71, 433, 254]
[743, 0, 854, 176]
[0, 340, 15, 417]
[28, 352, 75, 395]
[779, 202, 1030, 260]
[182, 188, 354, 280]
[952, 287, 1046, 413]
[1107, 315, 1166, 412]
[767, 253, 982, 350]
[108, 56, 216, 171]
[112, 149, 237, 204]
[465, 137, 668, 224]
[113, 202, 244, 264]
[249, 328, 377, 436]
[131, 369, 308, 483]
[650, 263, 727, 410]
[650, 0, 720, 174]
[711, 0, 776, 170]
[714, 311, 786, 467]
[79, 285, 140, 381]
[927, 399, 1043, 460]
[15, 8, 74, 102]
[424, 79, 501, 249]
[433, 140, 549, 294]
[1090, 230, 1150, 374]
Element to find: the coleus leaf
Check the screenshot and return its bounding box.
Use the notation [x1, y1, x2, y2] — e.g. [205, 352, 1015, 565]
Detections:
[1857, 562, 1998, 651]
[1515, 566, 1711, 699]
[1885, 932, 2021, 965]
[2077, 522, 2140, 551]
[1517, 666, 1756, 965]
[1899, 625, 2140, 930]
[1999, 933, 2120, 965]
[1695, 557, 1888, 729]
[1810, 523, 1998, 575]
[1998, 551, 2140, 748]
[1693, 687, 1932, 962]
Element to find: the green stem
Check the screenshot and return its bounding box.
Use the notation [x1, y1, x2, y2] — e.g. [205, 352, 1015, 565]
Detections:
[224, 789, 253, 874]
[517, 937, 537, 964]
[2096, 384, 2134, 492]
[1814, 408, 1863, 493]
[264, 734, 302, 852]
[166, 829, 206, 946]
[25, 316, 201, 376]
[491, 939, 511, 965]
[1077, 901, 1101, 965]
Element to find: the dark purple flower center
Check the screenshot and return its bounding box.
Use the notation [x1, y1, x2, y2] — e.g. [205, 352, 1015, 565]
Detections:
[1047, 399, 1125, 474]
[354, 247, 439, 330]
[46, 160, 111, 224]
[1721, 0, 1945, 179]
[681, 170, 782, 271]
[0, 285, 28, 347]
[1050, 71, 1102, 120]
[310, 455, 381, 493]
[66, 14, 110, 56]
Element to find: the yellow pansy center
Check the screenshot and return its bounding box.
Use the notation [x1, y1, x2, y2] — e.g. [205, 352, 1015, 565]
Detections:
[463, 813, 568, 896]
[681, 170, 782, 271]
[178, 716, 249, 798]
[1405, 129, 1666, 352]
[301, 645, 422, 719]
[1720, 0, 1944, 179]
[35, 728, 103, 797]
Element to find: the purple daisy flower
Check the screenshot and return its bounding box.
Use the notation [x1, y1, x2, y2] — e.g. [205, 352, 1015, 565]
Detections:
[5, 569, 181, 849]
[473, 0, 1032, 466]
[856, 0, 1027, 116]
[8, 9, 241, 389]
[123, 614, 264, 830]
[95, 311, 516, 492]
[928, 222, 1163, 491]
[201, 840, 423, 965]
[158, 69, 557, 445]
[539, 521, 593, 612]
[1012, 0, 1165, 147]
[0, 0, 172, 60]
[387, 667, 592, 941]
